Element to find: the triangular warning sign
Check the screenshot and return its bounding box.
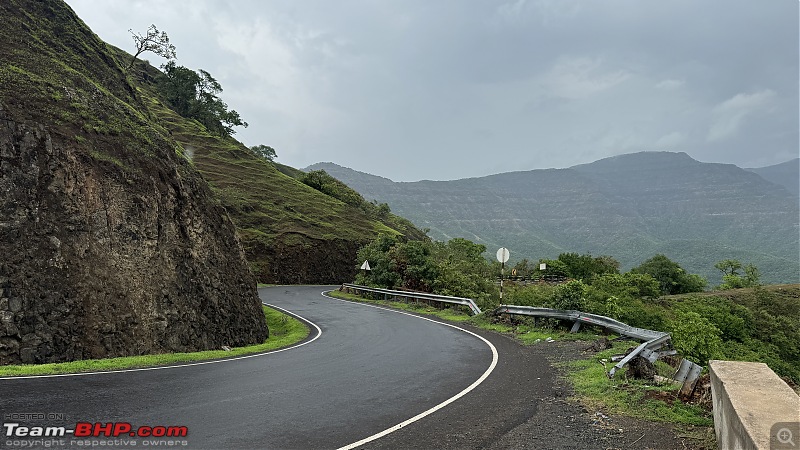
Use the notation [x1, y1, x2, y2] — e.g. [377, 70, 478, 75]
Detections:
[360, 260, 371, 271]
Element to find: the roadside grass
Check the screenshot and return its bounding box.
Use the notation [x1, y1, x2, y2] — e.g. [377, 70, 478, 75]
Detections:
[468, 314, 602, 344]
[562, 340, 712, 426]
[0, 306, 309, 377]
[330, 287, 715, 444]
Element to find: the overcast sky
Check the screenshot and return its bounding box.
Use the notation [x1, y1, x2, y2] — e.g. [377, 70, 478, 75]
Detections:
[65, 0, 798, 181]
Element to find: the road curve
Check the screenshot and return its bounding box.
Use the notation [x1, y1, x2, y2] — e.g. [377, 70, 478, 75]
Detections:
[0, 286, 495, 449]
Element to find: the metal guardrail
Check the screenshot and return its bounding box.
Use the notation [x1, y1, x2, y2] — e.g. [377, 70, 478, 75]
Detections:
[497, 305, 667, 341]
[341, 284, 482, 315]
[496, 305, 683, 378]
[339, 288, 699, 384]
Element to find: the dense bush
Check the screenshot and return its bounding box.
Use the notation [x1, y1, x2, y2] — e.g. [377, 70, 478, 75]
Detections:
[300, 169, 392, 219]
[549, 280, 588, 310]
[668, 311, 724, 363]
[355, 237, 498, 309]
[631, 254, 706, 295]
[533, 253, 620, 280]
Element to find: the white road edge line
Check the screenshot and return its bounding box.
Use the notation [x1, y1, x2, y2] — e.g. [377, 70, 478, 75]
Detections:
[0, 302, 322, 381]
[324, 290, 499, 450]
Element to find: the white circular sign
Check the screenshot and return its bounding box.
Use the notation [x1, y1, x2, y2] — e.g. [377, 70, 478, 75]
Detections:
[496, 247, 510, 263]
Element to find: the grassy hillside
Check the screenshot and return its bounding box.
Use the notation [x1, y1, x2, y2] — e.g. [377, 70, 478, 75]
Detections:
[112, 47, 425, 283]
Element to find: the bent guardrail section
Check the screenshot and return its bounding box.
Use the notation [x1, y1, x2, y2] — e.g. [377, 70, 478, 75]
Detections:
[341, 284, 482, 315]
[497, 305, 666, 341]
[496, 305, 686, 378]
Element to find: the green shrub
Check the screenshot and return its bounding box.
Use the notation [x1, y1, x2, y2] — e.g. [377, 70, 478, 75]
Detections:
[548, 280, 587, 310]
[669, 311, 724, 364]
[506, 284, 555, 307]
[616, 297, 667, 331]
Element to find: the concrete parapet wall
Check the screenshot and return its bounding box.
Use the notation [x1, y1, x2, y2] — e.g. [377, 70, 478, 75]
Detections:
[709, 360, 800, 450]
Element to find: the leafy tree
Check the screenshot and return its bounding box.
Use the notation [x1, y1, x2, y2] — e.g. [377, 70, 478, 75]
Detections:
[714, 259, 743, 277]
[376, 202, 391, 218]
[535, 258, 569, 277]
[630, 254, 706, 295]
[430, 239, 497, 307]
[533, 253, 619, 280]
[716, 259, 761, 289]
[589, 272, 660, 299]
[354, 237, 498, 309]
[388, 240, 437, 291]
[250, 144, 277, 162]
[159, 61, 247, 136]
[354, 236, 399, 288]
[556, 252, 620, 280]
[127, 24, 177, 71]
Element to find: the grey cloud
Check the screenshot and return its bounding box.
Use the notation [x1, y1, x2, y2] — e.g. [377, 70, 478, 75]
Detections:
[66, 0, 797, 180]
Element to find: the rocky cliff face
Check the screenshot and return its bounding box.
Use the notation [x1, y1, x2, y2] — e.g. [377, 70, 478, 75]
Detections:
[0, 0, 267, 364]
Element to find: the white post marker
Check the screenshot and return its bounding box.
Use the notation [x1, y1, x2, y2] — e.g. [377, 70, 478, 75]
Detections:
[360, 260, 371, 271]
[496, 247, 510, 300]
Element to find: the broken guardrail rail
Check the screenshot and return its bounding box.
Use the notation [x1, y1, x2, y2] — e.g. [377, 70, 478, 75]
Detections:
[495, 305, 701, 387]
[340, 283, 482, 315]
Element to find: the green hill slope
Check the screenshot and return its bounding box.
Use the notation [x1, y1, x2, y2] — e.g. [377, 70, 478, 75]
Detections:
[307, 153, 800, 286]
[114, 48, 425, 284]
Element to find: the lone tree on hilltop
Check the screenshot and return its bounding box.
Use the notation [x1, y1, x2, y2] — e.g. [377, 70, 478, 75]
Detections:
[251, 145, 277, 162]
[715, 259, 760, 289]
[127, 24, 177, 71]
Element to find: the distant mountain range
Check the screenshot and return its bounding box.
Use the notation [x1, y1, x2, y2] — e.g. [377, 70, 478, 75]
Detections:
[745, 158, 799, 197]
[306, 152, 800, 285]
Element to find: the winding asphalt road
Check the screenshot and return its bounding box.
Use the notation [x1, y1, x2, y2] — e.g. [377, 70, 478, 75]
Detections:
[0, 286, 497, 449]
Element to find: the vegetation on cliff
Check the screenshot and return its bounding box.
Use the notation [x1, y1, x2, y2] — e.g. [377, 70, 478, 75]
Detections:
[0, 0, 267, 364]
[115, 45, 426, 284]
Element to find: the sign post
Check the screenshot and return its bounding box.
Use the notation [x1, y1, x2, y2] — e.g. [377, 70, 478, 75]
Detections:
[496, 247, 510, 301]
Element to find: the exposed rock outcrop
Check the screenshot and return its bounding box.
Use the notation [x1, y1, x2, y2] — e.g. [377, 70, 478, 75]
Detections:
[0, 0, 267, 364]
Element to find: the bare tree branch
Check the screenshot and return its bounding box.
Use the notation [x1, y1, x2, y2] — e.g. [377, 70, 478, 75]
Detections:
[126, 24, 177, 71]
